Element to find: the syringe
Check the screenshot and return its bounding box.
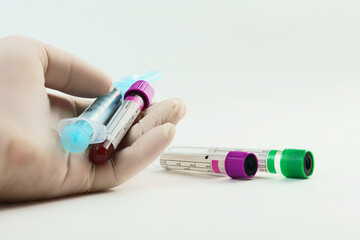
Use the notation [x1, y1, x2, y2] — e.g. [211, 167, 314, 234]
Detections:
[160, 147, 258, 178]
[160, 147, 314, 179]
[58, 74, 139, 153]
[89, 73, 159, 164]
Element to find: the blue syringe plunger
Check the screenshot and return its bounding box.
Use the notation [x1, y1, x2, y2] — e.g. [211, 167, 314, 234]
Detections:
[60, 121, 93, 153]
[59, 118, 107, 152]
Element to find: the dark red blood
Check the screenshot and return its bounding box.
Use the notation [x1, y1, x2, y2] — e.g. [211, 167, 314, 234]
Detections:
[89, 143, 115, 164]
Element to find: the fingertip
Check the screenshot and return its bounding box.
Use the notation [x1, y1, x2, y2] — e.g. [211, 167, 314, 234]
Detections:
[173, 98, 187, 120]
[85, 70, 114, 97]
[163, 122, 176, 141]
[160, 98, 187, 125]
[102, 73, 114, 94]
[85, 70, 114, 96]
[108, 83, 114, 93]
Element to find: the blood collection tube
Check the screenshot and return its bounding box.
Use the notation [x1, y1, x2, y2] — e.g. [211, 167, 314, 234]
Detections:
[89, 80, 155, 164]
[161, 147, 314, 179]
[58, 74, 139, 153]
[160, 147, 258, 179]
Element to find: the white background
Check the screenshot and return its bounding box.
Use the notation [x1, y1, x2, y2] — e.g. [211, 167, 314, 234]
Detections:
[0, 0, 359, 239]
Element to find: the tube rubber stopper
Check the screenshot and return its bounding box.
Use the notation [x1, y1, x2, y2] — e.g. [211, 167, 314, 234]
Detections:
[280, 149, 314, 178]
[224, 151, 258, 178]
[124, 80, 155, 109]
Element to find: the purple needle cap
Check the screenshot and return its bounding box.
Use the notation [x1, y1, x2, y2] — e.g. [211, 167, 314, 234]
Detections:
[124, 80, 155, 109]
[224, 151, 258, 178]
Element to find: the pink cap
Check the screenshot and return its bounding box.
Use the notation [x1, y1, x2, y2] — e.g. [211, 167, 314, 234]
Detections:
[124, 80, 155, 109]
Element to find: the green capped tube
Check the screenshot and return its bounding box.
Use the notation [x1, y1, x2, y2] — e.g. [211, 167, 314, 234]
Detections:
[253, 148, 314, 178]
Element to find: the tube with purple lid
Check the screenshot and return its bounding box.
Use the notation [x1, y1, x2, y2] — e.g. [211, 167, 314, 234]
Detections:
[89, 79, 155, 164]
[160, 147, 258, 179]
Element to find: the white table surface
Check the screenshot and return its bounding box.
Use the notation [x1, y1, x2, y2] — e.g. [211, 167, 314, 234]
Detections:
[0, 167, 359, 239]
[1, 0, 360, 239]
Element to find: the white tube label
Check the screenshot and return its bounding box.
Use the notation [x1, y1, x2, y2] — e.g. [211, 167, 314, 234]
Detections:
[106, 100, 140, 147]
[160, 152, 228, 175]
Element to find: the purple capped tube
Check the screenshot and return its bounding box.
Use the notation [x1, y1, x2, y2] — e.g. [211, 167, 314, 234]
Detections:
[89, 80, 155, 164]
[160, 147, 258, 178]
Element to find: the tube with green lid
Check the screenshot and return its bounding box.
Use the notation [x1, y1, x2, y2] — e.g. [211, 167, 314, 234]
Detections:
[244, 148, 314, 178]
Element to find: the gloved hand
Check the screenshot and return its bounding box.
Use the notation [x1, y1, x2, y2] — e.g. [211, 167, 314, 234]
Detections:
[0, 36, 186, 202]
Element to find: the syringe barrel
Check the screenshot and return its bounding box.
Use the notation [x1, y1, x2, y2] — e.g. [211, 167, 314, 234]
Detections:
[58, 87, 123, 137]
[160, 147, 258, 178]
[163, 147, 314, 179]
[79, 87, 123, 124]
[57, 87, 124, 152]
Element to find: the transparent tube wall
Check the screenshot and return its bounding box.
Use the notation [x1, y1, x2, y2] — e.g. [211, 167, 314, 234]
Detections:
[160, 147, 230, 175]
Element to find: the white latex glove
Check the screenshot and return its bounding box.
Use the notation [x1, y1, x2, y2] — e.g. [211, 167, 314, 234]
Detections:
[0, 36, 186, 202]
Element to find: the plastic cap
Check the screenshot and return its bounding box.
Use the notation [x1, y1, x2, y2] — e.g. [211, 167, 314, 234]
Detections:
[113, 73, 140, 97]
[224, 151, 258, 178]
[124, 80, 154, 109]
[138, 70, 162, 83]
[280, 149, 314, 178]
[60, 124, 91, 153]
